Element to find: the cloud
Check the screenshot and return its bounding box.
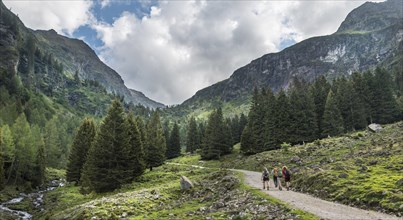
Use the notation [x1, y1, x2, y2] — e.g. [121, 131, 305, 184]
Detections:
[94, 1, 385, 105]
[3, 0, 93, 36]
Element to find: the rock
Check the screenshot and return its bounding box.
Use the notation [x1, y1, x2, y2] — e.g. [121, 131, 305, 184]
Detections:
[355, 158, 364, 166]
[338, 173, 348, 178]
[368, 123, 382, 133]
[358, 166, 368, 172]
[368, 160, 378, 166]
[396, 178, 403, 186]
[180, 176, 194, 191]
[290, 156, 301, 163]
[291, 167, 300, 174]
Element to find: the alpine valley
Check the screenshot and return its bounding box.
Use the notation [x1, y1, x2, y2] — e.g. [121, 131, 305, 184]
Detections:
[0, 0, 402, 219]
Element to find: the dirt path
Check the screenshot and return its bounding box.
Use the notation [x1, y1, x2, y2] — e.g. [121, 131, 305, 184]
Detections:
[167, 163, 400, 220]
[238, 169, 400, 220]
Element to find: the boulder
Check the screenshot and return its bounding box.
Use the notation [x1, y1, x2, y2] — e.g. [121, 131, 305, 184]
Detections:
[180, 176, 194, 191]
[338, 173, 348, 178]
[368, 123, 382, 133]
[396, 178, 403, 187]
[290, 156, 301, 163]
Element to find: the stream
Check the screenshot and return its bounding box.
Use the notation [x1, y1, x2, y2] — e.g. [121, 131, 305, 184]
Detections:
[0, 179, 65, 220]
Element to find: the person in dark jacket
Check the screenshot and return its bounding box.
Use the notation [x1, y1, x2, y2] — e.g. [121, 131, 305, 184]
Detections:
[261, 167, 270, 190]
[282, 166, 291, 190]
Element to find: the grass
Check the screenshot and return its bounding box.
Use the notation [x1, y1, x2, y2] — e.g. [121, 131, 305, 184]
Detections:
[172, 122, 403, 215]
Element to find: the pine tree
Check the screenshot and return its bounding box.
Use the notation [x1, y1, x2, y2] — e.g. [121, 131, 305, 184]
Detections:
[322, 90, 344, 137]
[238, 113, 248, 141]
[33, 135, 46, 187]
[243, 88, 265, 154]
[136, 116, 147, 148]
[167, 122, 181, 159]
[66, 118, 96, 184]
[44, 116, 62, 168]
[240, 125, 255, 155]
[12, 113, 35, 184]
[0, 128, 4, 190]
[186, 117, 199, 153]
[125, 114, 145, 182]
[263, 88, 277, 150]
[145, 111, 166, 171]
[201, 108, 232, 159]
[81, 100, 130, 193]
[310, 75, 331, 137]
[273, 90, 292, 145]
[163, 120, 170, 154]
[289, 79, 318, 143]
[371, 68, 401, 123]
[352, 72, 372, 123]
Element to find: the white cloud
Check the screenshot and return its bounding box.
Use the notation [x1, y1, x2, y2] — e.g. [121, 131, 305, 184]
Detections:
[3, 0, 93, 36]
[94, 1, 385, 105]
[3, 0, 387, 105]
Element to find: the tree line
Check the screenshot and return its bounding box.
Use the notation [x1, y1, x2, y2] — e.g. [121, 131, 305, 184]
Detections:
[241, 68, 402, 154]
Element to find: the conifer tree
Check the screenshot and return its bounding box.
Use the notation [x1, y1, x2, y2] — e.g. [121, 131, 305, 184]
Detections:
[238, 113, 248, 141]
[240, 124, 255, 155]
[125, 114, 145, 181]
[243, 88, 265, 153]
[352, 72, 372, 123]
[371, 68, 401, 123]
[33, 136, 46, 187]
[66, 118, 96, 184]
[201, 108, 232, 159]
[263, 89, 277, 150]
[81, 100, 130, 193]
[0, 128, 4, 190]
[136, 116, 147, 146]
[166, 122, 181, 159]
[0, 125, 15, 168]
[310, 75, 331, 136]
[145, 111, 166, 171]
[163, 120, 170, 153]
[273, 90, 292, 145]
[289, 79, 318, 143]
[186, 117, 199, 153]
[322, 90, 344, 137]
[12, 113, 35, 184]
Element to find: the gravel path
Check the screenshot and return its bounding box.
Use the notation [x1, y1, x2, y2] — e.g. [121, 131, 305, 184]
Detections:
[167, 163, 400, 220]
[238, 169, 401, 220]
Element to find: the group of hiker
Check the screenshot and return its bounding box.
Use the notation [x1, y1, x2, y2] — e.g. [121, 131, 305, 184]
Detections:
[261, 166, 291, 191]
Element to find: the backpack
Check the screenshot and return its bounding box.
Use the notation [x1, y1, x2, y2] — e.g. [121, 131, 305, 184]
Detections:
[285, 169, 291, 178]
[263, 171, 269, 179]
[273, 169, 278, 177]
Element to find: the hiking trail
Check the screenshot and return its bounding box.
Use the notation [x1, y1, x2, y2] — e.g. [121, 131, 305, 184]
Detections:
[168, 162, 400, 220]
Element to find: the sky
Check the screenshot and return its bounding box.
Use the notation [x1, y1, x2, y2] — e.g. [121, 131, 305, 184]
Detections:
[3, 0, 385, 105]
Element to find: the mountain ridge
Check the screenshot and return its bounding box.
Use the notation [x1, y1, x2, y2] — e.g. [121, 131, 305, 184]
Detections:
[180, 0, 403, 112]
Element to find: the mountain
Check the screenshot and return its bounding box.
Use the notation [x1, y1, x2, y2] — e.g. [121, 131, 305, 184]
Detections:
[180, 0, 403, 113]
[0, 0, 164, 110]
[33, 29, 164, 109]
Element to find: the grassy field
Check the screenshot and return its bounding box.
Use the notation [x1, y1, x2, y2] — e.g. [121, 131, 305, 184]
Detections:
[38, 163, 315, 219]
[171, 122, 403, 215]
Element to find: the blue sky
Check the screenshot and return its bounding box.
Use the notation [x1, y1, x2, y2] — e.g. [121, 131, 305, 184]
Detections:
[4, 0, 382, 105]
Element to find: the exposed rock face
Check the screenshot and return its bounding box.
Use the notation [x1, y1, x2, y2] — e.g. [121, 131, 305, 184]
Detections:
[34, 30, 164, 109]
[368, 123, 383, 133]
[180, 176, 194, 191]
[181, 0, 403, 108]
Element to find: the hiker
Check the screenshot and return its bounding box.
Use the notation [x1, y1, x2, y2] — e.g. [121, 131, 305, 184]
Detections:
[282, 166, 291, 190]
[261, 167, 270, 190]
[272, 166, 282, 190]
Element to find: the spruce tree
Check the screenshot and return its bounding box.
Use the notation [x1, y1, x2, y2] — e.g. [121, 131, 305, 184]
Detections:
[371, 68, 401, 123]
[322, 90, 344, 137]
[238, 113, 248, 141]
[240, 124, 255, 155]
[33, 137, 46, 187]
[136, 116, 147, 146]
[263, 88, 277, 150]
[289, 79, 318, 143]
[244, 88, 265, 154]
[66, 118, 96, 184]
[310, 75, 331, 137]
[81, 100, 130, 193]
[201, 108, 232, 159]
[352, 72, 372, 123]
[0, 128, 4, 190]
[167, 122, 181, 159]
[273, 90, 292, 145]
[125, 114, 145, 182]
[186, 117, 199, 153]
[145, 111, 166, 171]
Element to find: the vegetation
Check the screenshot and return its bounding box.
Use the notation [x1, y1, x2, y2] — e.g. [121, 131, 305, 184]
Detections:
[172, 122, 403, 215]
[241, 69, 401, 155]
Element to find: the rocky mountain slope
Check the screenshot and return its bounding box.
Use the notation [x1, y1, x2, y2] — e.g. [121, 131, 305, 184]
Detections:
[34, 29, 164, 109]
[181, 0, 403, 109]
[0, 0, 163, 109]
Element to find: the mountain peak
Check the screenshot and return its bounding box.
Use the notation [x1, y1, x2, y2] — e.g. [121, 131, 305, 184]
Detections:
[336, 0, 403, 33]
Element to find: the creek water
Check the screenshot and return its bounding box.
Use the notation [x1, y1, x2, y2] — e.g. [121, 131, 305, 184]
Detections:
[0, 179, 65, 220]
